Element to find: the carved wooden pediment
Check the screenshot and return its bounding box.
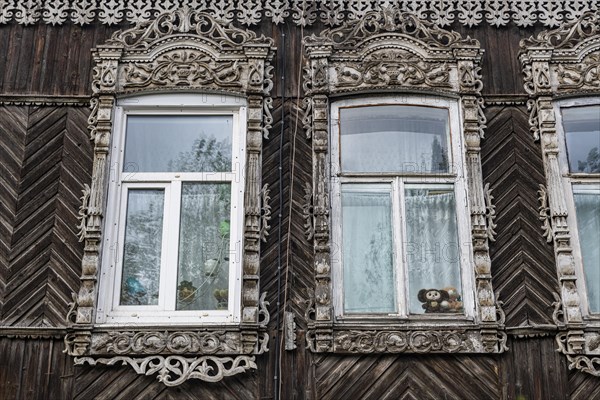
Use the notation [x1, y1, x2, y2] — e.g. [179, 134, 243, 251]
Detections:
[66, 8, 275, 385]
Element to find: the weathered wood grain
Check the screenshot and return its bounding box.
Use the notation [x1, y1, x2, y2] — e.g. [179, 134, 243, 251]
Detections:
[482, 105, 558, 327]
[0, 106, 92, 327]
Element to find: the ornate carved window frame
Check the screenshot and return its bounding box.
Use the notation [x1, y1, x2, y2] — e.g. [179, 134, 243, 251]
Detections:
[64, 8, 275, 385]
[302, 10, 505, 354]
[520, 11, 600, 376]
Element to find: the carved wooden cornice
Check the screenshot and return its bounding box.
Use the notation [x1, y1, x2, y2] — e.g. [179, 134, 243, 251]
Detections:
[0, 95, 90, 106]
[0, 326, 67, 339]
[1, 1, 598, 28]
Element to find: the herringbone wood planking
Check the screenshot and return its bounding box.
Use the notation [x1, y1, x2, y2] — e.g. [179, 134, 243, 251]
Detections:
[482, 105, 558, 327]
[0, 106, 28, 315]
[73, 361, 259, 400]
[569, 367, 600, 400]
[0, 106, 92, 327]
[315, 354, 501, 400]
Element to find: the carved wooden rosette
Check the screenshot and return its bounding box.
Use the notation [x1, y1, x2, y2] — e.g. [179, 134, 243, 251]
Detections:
[519, 12, 599, 365]
[66, 8, 275, 384]
[302, 10, 503, 354]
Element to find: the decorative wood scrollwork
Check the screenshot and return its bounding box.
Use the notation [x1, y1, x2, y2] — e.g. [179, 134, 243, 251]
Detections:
[303, 9, 502, 354]
[66, 8, 275, 384]
[74, 355, 257, 386]
[520, 12, 600, 366]
[538, 184, 554, 243]
[260, 184, 272, 243]
[484, 183, 497, 242]
[2, 1, 599, 28]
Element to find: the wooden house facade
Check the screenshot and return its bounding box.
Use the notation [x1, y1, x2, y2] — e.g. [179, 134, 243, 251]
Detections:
[0, 1, 599, 399]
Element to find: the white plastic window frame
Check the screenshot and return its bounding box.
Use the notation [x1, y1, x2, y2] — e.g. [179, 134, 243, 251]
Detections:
[329, 95, 476, 323]
[96, 93, 247, 326]
[554, 96, 600, 322]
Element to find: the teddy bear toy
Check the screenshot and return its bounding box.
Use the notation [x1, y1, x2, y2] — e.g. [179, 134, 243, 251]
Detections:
[442, 286, 464, 313]
[417, 288, 450, 313]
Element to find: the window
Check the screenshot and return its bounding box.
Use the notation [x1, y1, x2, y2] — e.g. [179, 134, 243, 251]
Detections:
[330, 96, 474, 320]
[556, 100, 600, 317]
[96, 94, 246, 325]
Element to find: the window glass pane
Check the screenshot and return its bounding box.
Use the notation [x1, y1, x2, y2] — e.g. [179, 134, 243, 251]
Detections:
[574, 188, 600, 313]
[124, 115, 233, 173]
[339, 105, 450, 173]
[120, 189, 164, 306]
[405, 187, 462, 314]
[342, 184, 396, 314]
[177, 183, 231, 310]
[562, 106, 600, 173]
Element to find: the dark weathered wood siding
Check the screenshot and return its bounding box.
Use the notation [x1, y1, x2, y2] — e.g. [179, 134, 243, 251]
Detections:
[1, 18, 599, 400]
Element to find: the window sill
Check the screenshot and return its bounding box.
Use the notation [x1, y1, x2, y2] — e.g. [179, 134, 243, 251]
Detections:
[306, 324, 506, 354]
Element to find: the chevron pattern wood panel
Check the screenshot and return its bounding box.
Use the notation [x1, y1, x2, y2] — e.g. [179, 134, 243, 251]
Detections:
[0, 105, 92, 327]
[314, 354, 501, 400]
[73, 361, 260, 400]
[260, 98, 314, 327]
[569, 366, 600, 400]
[481, 105, 558, 327]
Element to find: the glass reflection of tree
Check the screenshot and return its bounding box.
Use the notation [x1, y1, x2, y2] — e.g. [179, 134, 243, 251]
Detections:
[430, 137, 448, 172]
[171, 136, 232, 310]
[121, 193, 164, 306]
[578, 147, 600, 173]
[362, 219, 393, 311]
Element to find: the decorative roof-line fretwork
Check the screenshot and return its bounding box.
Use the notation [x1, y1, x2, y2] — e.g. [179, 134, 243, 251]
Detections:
[1, 1, 598, 28]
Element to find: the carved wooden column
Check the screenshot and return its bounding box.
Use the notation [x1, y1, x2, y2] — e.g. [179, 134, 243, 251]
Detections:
[521, 45, 587, 353]
[304, 44, 334, 352]
[457, 51, 501, 351]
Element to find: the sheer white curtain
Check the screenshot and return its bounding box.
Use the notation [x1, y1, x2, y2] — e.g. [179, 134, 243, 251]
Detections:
[342, 185, 396, 314]
[404, 189, 461, 314]
[574, 191, 600, 313]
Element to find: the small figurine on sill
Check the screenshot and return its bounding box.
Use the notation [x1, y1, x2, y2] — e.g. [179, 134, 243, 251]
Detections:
[418, 287, 464, 313]
[177, 280, 197, 305]
[418, 288, 450, 313]
[442, 286, 464, 313]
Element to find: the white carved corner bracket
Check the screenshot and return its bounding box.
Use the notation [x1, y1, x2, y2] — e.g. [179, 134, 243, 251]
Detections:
[74, 355, 257, 385]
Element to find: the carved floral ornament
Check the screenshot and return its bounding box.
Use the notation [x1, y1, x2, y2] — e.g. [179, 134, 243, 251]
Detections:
[520, 11, 600, 377]
[1, 0, 598, 28]
[302, 9, 505, 355]
[66, 8, 275, 385]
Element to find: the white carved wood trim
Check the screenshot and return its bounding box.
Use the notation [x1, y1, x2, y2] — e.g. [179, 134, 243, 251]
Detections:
[65, 9, 275, 376]
[302, 9, 503, 354]
[1, 1, 598, 28]
[519, 11, 600, 360]
[74, 355, 258, 385]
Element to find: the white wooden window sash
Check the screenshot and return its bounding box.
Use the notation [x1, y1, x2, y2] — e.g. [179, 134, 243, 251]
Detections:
[330, 96, 476, 322]
[555, 97, 600, 321]
[96, 95, 247, 325]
